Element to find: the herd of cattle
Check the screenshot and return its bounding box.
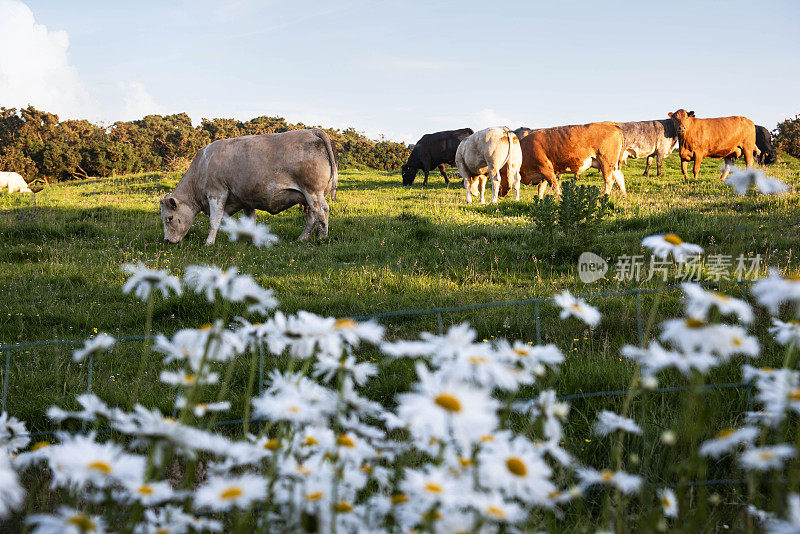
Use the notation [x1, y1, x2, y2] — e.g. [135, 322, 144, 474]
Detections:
[0, 110, 783, 244]
[402, 110, 778, 204]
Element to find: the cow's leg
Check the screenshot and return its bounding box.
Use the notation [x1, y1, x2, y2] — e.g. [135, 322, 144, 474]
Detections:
[656, 153, 664, 177]
[743, 145, 755, 169]
[643, 156, 652, 177]
[205, 195, 228, 245]
[614, 170, 627, 197]
[478, 175, 487, 204]
[693, 156, 702, 181]
[422, 169, 430, 187]
[513, 169, 521, 201]
[307, 194, 330, 239]
[680, 159, 691, 182]
[537, 181, 548, 199]
[457, 159, 474, 204]
[438, 164, 449, 184]
[720, 155, 735, 181]
[489, 168, 502, 204]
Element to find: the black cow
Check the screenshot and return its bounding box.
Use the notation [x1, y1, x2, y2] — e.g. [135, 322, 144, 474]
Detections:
[755, 125, 778, 165]
[401, 128, 474, 186]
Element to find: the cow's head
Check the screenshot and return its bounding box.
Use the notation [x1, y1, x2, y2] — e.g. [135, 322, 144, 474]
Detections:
[159, 195, 195, 244]
[401, 164, 417, 186]
[764, 150, 778, 165]
[668, 109, 695, 135]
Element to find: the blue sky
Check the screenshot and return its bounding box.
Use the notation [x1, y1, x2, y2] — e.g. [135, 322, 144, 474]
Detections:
[2, 0, 799, 143]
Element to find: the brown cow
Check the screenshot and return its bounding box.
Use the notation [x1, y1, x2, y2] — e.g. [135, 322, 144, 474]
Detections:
[667, 109, 757, 182]
[507, 122, 626, 198]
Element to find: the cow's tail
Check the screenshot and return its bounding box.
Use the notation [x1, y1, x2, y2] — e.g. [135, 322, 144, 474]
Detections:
[502, 127, 514, 169]
[315, 128, 338, 201]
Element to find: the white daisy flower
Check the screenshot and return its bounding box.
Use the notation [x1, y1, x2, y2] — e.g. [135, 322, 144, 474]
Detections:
[134, 506, 223, 534]
[219, 214, 279, 247]
[659, 488, 678, 518]
[499, 341, 564, 376]
[174, 396, 230, 417]
[193, 473, 267, 512]
[120, 479, 176, 506]
[45, 433, 145, 489]
[0, 412, 29, 454]
[314, 354, 377, 386]
[439, 341, 528, 391]
[121, 262, 182, 301]
[725, 168, 789, 196]
[576, 468, 643, 495]
[760, 493, 800, 534]
[477, 433, 556, 503]
[46, 393, 116, 424]
[159, 369, 219, 387]
[681, 283, 753, 324]
[699, 426, 760, 458]
[253, 372, 335, 425]
[743, 365, 799, 427]
[553, 290, 601, 326]
[72, 333, 116, 363]
[226, 274, 278, 315]
[399, 465, 461, 509]
[593, 410, 642, 437]
[381, 322, 478, 361]
[621, 342, 718, 377]
[751, 269, 800, 315]
[739, 444, 795, 471]
[471, 492, 525, 524]
[27, 506, 106, 534]
[396, 363, 498, 449]
[659, 319, 759, 360]
[641, 233, 703, 262]
[0, 453, 24, 519]
[770, 319, 800, 347]
[286, 312, 384, 359]
[153, 323, 244, 369]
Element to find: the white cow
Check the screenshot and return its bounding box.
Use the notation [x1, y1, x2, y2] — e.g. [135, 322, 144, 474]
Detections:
[456, 127, 522, 204]
[0, 172, 32, 193]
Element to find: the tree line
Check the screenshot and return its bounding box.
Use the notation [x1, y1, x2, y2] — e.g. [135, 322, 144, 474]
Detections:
[0, 107, 411, 181]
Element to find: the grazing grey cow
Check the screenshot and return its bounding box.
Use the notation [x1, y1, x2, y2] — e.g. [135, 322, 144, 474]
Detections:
[456, 127, 522, 204]
[160, 129, 338, 244]
[617, 120, 679, 177]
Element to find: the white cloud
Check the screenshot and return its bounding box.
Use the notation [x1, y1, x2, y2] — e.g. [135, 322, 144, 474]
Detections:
[0, 0, 88, 116]
[118, 81, 164, 120]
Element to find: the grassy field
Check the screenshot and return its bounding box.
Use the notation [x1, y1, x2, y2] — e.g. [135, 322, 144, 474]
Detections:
[2, 153, 800, 530]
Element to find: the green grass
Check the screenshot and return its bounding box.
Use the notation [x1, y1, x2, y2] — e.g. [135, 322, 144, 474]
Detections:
[1, 154, 800, 530]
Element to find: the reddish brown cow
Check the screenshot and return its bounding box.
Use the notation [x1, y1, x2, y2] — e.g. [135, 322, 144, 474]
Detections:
[501, 122, 625, 198]
[668, 109, 757, 182]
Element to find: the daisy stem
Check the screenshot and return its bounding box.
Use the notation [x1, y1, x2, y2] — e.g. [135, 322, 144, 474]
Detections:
[242, 346, 259, 437]
[129, 295, 155, 407]
[610, 365, 641, 532]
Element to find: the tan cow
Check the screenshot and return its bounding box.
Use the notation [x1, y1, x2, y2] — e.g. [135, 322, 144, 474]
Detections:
[667, 109, 757, 181]
[456, 127, 522, 204]
[515, 122, 626, 198]
[160, 129, 338, 244]
[0, 172, 32, 193]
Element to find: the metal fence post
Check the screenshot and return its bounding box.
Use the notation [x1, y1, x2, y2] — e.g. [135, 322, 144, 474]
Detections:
[636, 290, 644, 347]
[1, 349, 9, 413]
[534, 301, 541, 345]
[436, 312, 444, 336]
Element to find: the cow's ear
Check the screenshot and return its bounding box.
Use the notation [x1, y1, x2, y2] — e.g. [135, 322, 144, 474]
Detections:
[667, 112, 673, 118]
[688, 111, 695, 117]
[161, 196, 178, 209]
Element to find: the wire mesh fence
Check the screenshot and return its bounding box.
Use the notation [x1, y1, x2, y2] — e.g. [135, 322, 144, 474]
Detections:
[1, 280, 759, 432]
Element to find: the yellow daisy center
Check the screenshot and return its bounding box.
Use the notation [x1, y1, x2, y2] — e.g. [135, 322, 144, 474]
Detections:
[66, 514, 97, 531]
[31, 441, 50, 451]
[424, 482, 443, 494]
[487, 506, 506, 519]
[548, 490, 562, 499]
[183, 374, 196, 384]
[685, 317, 707, 328]
[334, 318, 356, 330]
[391, 493, 409, 505]
[759, 451, 776, 461]
[303, 436, 319, 446]
[88, 460, 113, 474]
[305, 491, 323, 501]
[361, 464, 373, 474]
[434, 393, 462, 413]
[458, 457, 473, 467]
[790, 389, 800, 401]
[335, 501, 354, 513]
[480, 434, 495, 442]
[469, 356, 488, 364]
[198, 323, 213, 331]
[505, 457, 528, 477]
[155, 529, 170, 534]
[220, 486, 243, 500]
[337, 435, 356, 448]
[264, 438, 279, 450]
[663, 233, 683, 245]
[137, 485, 154, 495]
[716, 428, 736, 439]
[513, 348, 528, 356]
[600, 470, 614, 481]
[662, 496, 672, 508]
